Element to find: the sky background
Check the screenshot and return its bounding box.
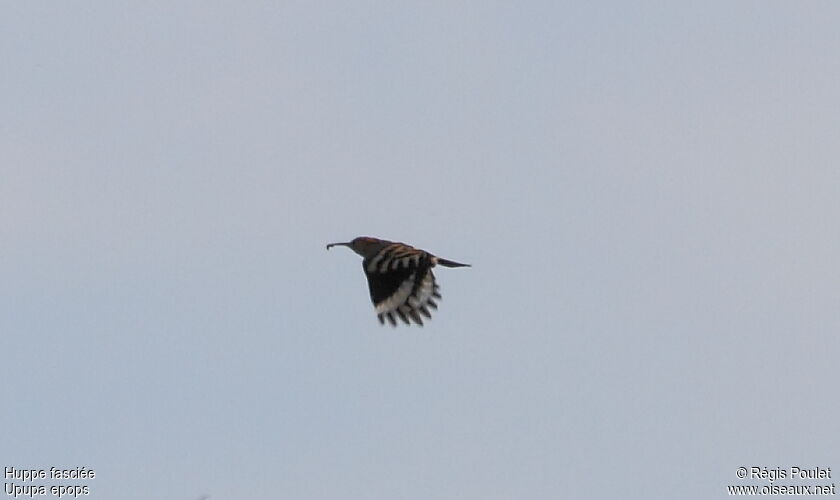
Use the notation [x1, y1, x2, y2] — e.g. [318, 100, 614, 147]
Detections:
[2, 2, 839, 499]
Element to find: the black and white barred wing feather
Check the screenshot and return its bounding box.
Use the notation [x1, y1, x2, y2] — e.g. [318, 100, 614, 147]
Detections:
[363, 243, 441, 326]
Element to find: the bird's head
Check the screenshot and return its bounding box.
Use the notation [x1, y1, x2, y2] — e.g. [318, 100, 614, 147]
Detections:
[326, 236, 389, 258]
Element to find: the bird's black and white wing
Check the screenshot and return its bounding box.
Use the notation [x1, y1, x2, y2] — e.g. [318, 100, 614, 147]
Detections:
[361, 243, 441, 326]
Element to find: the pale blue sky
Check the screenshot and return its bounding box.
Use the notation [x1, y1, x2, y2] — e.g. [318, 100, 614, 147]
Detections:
[2, 2, 838, 499]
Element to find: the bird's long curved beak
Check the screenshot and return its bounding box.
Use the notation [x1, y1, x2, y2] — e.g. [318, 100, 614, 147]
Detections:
[326, 242, 351, 250]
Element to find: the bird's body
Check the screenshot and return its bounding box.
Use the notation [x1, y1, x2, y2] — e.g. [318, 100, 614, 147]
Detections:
[326, 237, 470, 326]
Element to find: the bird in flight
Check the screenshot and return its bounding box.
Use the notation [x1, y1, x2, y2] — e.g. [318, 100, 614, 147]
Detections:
[326, 237, 470, 326]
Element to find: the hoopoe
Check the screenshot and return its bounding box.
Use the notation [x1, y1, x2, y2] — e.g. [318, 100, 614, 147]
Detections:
[326, 237, 470, 326]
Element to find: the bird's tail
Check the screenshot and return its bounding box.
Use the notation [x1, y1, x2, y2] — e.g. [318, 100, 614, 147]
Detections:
[436, 257, 471, 268]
